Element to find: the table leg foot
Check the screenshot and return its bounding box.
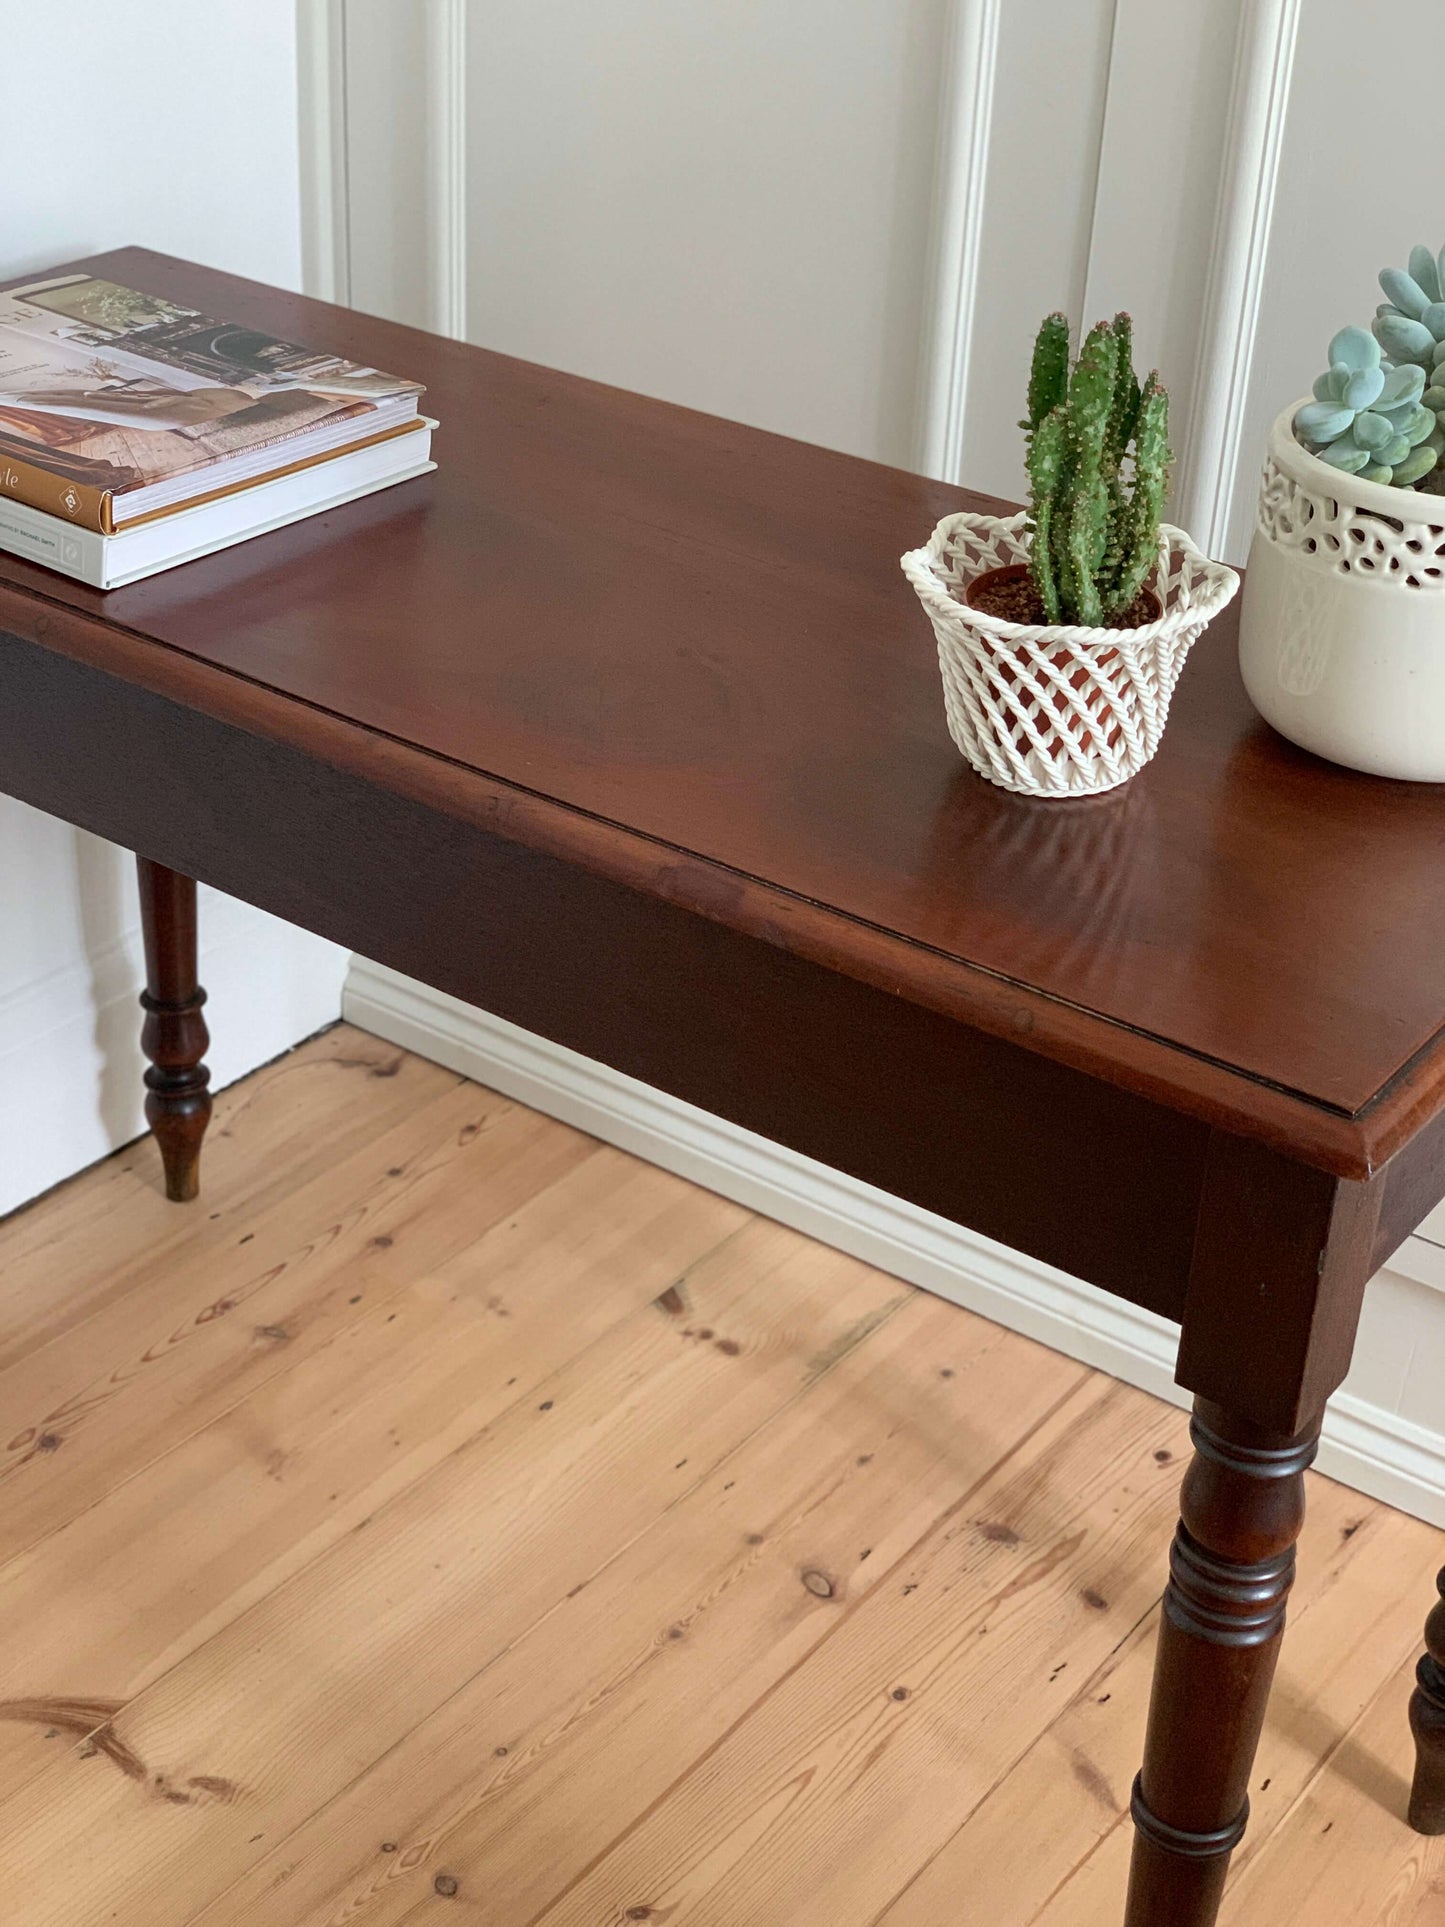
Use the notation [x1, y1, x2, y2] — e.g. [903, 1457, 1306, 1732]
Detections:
[1124, 1398, 1320, 1927]
[1408, 1568, 1445, 1834]
[137, 857, 212, 1204]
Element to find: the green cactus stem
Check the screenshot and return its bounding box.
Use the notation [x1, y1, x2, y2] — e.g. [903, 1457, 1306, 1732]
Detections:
[1025, 312, 1070, 432]
[1102, 312, 1142, 584]
[1114, 375, 1170, 610]
[1056, 323, 1117, 626]
[1025, 407, 1067, 623]
[1021, 312, 1173, 625]
[1104, 311, 1142, 470]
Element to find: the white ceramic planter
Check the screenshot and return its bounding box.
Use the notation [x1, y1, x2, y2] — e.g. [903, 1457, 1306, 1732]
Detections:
[902, 510, 1238, 798]
[1238, 403, 1445, 781]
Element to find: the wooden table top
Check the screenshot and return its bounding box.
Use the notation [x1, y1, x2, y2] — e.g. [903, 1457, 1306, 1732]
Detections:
[6, 247, 1445, 1179]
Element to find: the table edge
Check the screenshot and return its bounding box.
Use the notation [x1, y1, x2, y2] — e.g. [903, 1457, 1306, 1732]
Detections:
[6, 571, 1435, 1181]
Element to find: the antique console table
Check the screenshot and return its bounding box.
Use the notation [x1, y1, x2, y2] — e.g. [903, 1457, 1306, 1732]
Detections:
[2, 248, 1444, 1926]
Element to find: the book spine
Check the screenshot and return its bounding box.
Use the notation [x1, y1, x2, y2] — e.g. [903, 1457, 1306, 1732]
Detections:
[0, 452, 112, 533]
[0, 500, 105, 586]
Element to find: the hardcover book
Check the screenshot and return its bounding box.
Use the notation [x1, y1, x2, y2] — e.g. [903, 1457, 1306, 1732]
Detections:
[0, 422, 435, 588]
[0, 272, 424, 533]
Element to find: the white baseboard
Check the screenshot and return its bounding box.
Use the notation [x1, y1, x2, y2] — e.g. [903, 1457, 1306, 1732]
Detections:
[345, 958, 1445, 1529]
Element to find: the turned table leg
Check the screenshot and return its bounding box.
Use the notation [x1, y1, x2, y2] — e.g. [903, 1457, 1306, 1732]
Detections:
[136, 857, 212, 1203]
[1408, 1569, 1445, 1833]
[1124, 1398, 1320, 1927]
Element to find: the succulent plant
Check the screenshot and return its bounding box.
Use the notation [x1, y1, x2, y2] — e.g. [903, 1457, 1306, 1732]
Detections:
[1375, 246, 1445, 363]
[1022, 312, 1171, 626]
[1373, 244, 1445, 442]
[1294, 326, 1438, 487]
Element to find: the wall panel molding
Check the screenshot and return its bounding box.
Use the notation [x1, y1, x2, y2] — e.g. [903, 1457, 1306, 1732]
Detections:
[1175, 0, 1301, 556]
[296, 0, 351, 303]
[427, 0, 469, 339]
[919, 0, 1000, 481]
[346, 957, 1445, 1528]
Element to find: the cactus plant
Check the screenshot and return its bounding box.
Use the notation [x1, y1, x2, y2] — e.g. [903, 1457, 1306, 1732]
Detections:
[1295, 325, 1438, 487]
[1022, 312, 1170, 626]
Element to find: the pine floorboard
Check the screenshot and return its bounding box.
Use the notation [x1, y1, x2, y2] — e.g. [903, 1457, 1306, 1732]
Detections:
[0, 1022, 1438, 1925]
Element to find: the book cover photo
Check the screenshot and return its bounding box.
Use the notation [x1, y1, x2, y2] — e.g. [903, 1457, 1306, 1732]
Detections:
[0, 274, 424, 531]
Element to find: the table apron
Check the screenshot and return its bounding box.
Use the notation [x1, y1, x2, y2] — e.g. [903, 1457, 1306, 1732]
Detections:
[0, 625, 1221, 1323]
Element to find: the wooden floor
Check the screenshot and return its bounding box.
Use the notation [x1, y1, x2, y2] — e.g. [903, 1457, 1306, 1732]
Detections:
[0, 1025, 1441, 1926]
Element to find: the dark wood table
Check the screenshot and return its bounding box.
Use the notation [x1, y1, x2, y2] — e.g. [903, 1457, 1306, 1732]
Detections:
[3, 248, 1444, 1926]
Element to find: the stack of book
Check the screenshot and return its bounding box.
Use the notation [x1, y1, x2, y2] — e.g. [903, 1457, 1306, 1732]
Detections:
[0, 269, 433, 588]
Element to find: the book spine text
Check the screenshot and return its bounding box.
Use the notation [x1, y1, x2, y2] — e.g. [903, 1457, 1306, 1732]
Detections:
[0, 501, 104, 585]
[0, 452, 112, 533]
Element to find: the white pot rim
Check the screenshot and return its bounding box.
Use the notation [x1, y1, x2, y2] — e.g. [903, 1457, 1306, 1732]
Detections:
[1273, 399, 1445, 526]
[901, 509, 1237, 647]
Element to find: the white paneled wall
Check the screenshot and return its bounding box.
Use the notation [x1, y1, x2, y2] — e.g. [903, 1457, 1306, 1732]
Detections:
[324, 0, 1391, 556]
[321, 0, 1445, 1520]
[340, 0, 958, 467]
[0, 0, 348, 1215]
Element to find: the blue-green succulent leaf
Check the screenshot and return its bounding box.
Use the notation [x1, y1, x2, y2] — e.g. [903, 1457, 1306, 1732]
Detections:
[1433, 339, 1445, 366]
[1342, 364, 1385, 409]
[1423, 387, 1445, 412]
[1411, 246, 1442, 303]
[1406, 405, 1438, 447]
[1375, 313, 1436, 362]
[1312, 370, 1341, 403]
[1296, 400, 1354, 443]
[1423, 303, 1445, 341]
[1362, 463, 1395, 484]
[1382, 268, 1431, 320]
[1329, 325, 1379, 370]
[1318, 438, 1372, 473]
[1393, 444, 1439, 486]
[1351, 410, 1393, 450]
[1379, 363, 1427, 408]
[1380, 433, 1413, 466]
[1437, 244, 1445, 298]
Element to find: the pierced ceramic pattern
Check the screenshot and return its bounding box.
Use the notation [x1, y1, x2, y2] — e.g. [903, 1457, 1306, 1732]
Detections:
[1239, 404, 1445, 781]
[1258, 450, 1445, 591]
[902, 511, 1240, 798]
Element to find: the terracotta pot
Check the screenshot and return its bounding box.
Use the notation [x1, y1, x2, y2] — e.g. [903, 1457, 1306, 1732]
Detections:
[963, 561, 1162, 627]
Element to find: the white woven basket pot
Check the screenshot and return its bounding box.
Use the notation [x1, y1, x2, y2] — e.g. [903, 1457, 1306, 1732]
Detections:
[902, 511, 1240, 798]
[1239, 403, 1445, 781]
